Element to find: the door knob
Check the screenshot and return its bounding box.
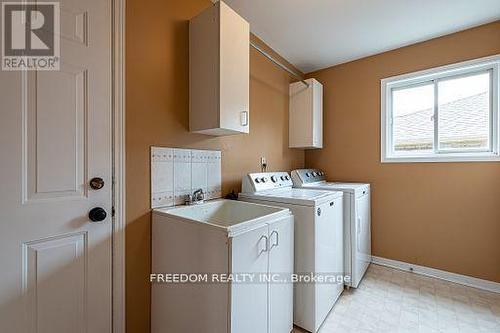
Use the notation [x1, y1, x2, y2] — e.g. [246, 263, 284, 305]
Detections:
[89, 177, 105, 190]
[89, 207, 107, 222]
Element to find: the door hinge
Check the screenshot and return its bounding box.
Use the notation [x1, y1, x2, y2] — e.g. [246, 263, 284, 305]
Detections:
[112, 206, 116, 217]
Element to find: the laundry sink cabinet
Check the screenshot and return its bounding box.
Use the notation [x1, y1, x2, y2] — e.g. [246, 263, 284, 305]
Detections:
[152, 200, 294, 333]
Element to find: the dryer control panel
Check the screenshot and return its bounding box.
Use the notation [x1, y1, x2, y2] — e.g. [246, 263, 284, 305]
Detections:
[241, 172, 293, 193]
[291, 169, 326, 185]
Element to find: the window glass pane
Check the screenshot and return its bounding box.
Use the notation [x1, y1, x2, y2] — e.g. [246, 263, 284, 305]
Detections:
[438, 72, 491, 151]
[392, 84, 434, 153]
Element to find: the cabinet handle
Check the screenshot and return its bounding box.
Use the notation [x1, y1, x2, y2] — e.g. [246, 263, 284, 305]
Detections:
[259, 235, 268, 254]
[270, 230, 279, 249]
[240, 111, 248, 126]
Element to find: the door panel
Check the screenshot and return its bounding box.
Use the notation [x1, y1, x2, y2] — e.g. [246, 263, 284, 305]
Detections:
[23, 233, 87, 333]
[268, 218, 294, 333]
[230, 225, 269, 333]
[0, 0, 112, 332]
[24, 66, 88, 201]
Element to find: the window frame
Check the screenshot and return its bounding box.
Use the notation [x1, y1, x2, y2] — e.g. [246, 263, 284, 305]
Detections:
[381, 54, 500, 163]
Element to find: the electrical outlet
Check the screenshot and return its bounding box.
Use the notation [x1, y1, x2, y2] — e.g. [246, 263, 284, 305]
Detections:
[260, 157, 267, 172]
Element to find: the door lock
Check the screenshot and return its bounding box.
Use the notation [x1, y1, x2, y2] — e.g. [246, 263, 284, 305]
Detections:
[89, 177, 105, 190]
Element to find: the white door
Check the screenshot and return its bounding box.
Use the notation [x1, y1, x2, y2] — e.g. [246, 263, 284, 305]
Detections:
[268, 218, 294, 333]
[230, 225, 269, 333]
[0, 0, 112, 331]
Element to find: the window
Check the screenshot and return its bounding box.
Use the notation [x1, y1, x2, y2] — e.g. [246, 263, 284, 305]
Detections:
[381, 55, 500, 162]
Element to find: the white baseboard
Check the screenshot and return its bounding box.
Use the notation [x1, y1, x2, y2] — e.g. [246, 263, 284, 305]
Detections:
[371, 256, 500, 294]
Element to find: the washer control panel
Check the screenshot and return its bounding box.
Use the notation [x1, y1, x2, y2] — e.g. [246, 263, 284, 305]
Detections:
[291, 169, 326, 185]
[241, 172, 293, 192]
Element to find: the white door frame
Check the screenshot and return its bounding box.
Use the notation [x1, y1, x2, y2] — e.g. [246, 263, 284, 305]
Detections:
[112, 0, 126, 332]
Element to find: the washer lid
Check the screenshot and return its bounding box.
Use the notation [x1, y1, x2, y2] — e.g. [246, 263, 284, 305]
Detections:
[304, 182, 369, 195]
[239, 188, 340, 206]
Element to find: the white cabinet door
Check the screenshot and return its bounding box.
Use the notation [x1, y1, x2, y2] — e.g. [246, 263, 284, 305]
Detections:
[268, 218, 294, 333]
[219, 1, 250, 134]
[230, 225, 269, 333]
[0, 0, 112, 332]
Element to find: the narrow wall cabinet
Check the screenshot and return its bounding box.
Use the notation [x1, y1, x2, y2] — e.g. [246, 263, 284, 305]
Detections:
[289, 78, 323, 149]
[189, 1, 250, 136]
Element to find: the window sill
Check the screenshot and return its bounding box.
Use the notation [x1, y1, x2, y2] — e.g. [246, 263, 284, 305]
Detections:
[381, 153, 500, 163]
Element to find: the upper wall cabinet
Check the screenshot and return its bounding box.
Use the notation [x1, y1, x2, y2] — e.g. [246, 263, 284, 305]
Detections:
[189, 1, 250, 136]
[289, 78, 323, 149]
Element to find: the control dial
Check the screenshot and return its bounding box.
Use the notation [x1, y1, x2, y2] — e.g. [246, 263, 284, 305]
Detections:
[270, 176, 277, 183]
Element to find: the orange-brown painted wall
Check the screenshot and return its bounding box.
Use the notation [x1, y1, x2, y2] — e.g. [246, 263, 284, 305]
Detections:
[306, 21, 500, 283]
[126, 0, 304, 331]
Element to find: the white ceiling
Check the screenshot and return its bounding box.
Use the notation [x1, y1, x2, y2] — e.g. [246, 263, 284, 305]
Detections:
[223, 0, 500, 73]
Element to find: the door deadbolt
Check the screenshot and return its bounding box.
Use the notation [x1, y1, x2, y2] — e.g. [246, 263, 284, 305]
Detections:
[89, 177, 105, 190]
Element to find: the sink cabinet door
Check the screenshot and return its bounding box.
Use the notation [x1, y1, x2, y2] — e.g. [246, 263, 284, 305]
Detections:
[268, 218, 294, 333]
[230, 225, 269, 333]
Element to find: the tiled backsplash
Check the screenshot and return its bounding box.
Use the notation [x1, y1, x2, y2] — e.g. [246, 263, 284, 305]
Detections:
[151, 147, 222, 208]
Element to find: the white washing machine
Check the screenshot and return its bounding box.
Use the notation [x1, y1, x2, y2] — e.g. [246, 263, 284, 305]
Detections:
[291, 169, 371, 289]
[239, 172, 343, 333]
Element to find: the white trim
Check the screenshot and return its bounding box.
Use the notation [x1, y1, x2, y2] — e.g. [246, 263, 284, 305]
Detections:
[112, 0, 126, 332]
[371, 256, 500, 294]
[381, 54, 500, 163]
[381, 152, 500, 163]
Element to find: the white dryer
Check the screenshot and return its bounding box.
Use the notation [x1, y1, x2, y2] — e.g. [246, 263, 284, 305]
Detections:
[239, 172, 344, 333]
[291, 169, 371, 289]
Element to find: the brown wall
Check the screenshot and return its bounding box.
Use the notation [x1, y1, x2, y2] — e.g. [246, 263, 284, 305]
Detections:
[126, 0, 304, 331]
[306, 21, 500, 283]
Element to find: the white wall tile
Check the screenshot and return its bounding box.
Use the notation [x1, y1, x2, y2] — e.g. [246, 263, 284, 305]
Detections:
[152, 161, 173, 193]
[207, 150, 221, 200]
[151, 147, 174, 208]
[191, 162, 208, 193]
[151, 147, 221, 208]
[173, 190, 191, 206]
[191, 149, 210, 163]
[174, 162, 191, 192]
[207, 163, 221, 188]
[152, 191, 174, 208]
[173, 148, 191, 163]
[151, 147, 173, 162]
